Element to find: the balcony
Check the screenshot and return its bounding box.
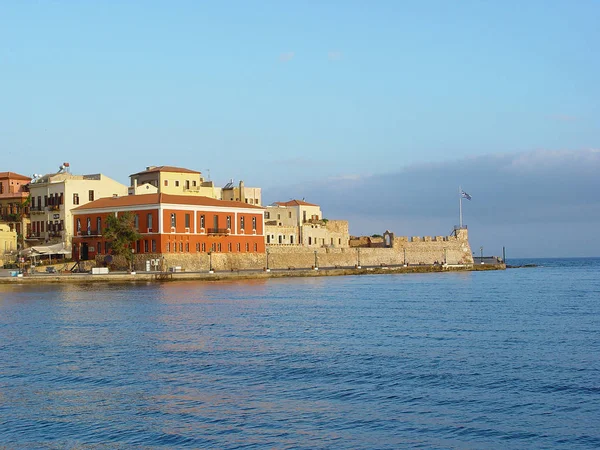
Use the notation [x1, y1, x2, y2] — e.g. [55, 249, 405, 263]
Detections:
[206, 228, 230, 235]
[0, 213, 22, 223]
[77, 229, 101, 237]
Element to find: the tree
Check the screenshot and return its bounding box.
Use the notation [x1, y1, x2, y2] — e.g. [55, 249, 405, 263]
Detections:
[103, 212, 141, 269]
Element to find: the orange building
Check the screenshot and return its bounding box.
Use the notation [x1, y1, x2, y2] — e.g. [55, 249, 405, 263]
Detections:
[0, 171, 31, 239]
[72, 193, 265, 261]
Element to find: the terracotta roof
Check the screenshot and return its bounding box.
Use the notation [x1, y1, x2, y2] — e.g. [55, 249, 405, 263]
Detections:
[274, 199, 319, 207]
[73, 193, 264, 211]
[130, 166, 201, 177]
[0, 171, 31, 181]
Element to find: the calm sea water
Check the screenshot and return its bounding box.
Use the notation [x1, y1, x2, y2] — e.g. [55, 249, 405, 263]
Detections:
[1, 258, 599, 449]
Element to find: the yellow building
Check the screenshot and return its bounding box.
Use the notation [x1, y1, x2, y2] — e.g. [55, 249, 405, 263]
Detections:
[129, 166, 262, 205]
[0, 223, 18, 266]
[265, 200, 349, 248]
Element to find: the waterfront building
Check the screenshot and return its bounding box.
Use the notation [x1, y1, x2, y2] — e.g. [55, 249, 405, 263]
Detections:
[28, 164, 128, 251]
[129, 166, 262, 205]
[0, 223, 18, 265]
[0, 172, 31, 244]
[71, 193, 265, 261]
[265, 199, 349, 248]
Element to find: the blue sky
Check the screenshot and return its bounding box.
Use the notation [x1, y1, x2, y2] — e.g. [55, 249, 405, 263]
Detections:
[1, 1, 599, 256]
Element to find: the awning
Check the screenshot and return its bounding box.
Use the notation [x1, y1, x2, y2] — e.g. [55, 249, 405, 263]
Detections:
[20, 243, 72, 256]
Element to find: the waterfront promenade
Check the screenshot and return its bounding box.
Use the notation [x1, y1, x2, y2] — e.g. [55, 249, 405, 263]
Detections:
[0, 262, 504, 284]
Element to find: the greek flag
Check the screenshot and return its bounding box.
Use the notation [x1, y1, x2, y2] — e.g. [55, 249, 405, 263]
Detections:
[461, 190, 472, 200]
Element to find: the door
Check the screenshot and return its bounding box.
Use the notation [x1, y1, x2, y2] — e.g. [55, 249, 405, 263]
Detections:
[81, 242, 89, 261]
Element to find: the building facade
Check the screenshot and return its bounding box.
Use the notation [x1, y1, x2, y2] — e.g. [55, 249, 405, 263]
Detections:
[28, 168, 128, 250]
[129, 166, 261, 205]
[0, 172, 31, 243]
[264, 200, 349, 248]
[0, 223, 18, 265]
[71, 193, 265, 261]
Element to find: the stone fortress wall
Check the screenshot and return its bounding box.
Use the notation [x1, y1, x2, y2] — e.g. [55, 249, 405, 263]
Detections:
[100, 229, 473, 272]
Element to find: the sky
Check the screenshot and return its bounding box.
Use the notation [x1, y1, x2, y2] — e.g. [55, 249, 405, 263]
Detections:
[1, 1, 599, 257]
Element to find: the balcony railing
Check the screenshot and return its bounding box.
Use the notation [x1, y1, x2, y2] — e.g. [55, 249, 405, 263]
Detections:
[206, 228, 230, 235]
[77, 229, 101, 237]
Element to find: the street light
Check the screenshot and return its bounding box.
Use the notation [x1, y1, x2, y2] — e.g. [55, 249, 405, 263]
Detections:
[266, 247, 270, 272]
[480, 246, 484, 264]
[357, 248, 361, 269]
[314, 250, 318, 270]
[208, 251, 214, 273]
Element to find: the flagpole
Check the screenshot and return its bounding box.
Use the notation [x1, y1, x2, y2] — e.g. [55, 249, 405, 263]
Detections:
[459, 186, 463, 228]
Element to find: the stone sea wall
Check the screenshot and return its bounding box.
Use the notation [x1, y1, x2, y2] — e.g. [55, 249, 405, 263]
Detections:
[95, 229, 473, 271]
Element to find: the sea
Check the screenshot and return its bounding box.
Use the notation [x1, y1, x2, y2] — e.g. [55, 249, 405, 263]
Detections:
[0, 258, 599, 449]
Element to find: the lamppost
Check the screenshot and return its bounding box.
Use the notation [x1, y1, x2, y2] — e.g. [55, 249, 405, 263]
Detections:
[357, 248, 361, 269]
[266, 247, 270, 272]
[480, 246, 484, 264]
[130, 248, 135, 274]
[444, 248, 447, 265]
[208, 251, 214, 273]
[314, 250, 318, 270]
[403, 248, 407, 266]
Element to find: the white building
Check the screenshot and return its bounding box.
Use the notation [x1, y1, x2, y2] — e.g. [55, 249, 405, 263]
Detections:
[28, 165, 128, 252]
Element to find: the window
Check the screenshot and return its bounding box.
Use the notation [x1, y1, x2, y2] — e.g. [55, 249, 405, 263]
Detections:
[240, 216, 245, 230]
[252, 217, 256, 230]
[331, 238, 334, 245]
[185, 214, 190, 228]
[196, 243, 200, 252]
[277, 214, 280, 220]
[152, 240, 156, 252]
[37, 196, 41, 209]
[211, 243, 216, 252]
[73, 193, 79, 205]
[267, 235, 270, 244]
[87, 217, 91, 233]
[179, 242, 183, 252]
[170, 213, 176, 228]
[200, 215, 205, 228]
[254, 243, 257, 251]
[147, 213, 153, 230]
[97, 242, 102, 254]
[265, 212, 270, 219]
[201, 243, 206, 252]
[339, 238, 341, 245]
[192, 180, 197, 187]
[228, 243, 232, 252]
[217, 243, 221, 252]
[226, 216, 231, 229]
[175, 180, 180, 187]
[31, 196, 35, 208]
[59, 193, 63, 205]
[185, 180, 189, 190]
[213, 215, 218, 230]
[308, 237, 312, 245]
[288, 212, 292, 218]
[41, 221, 44, 232]
[245, 198, 248, 203]
[279, 235, 283, 244]
[144, 240, 149, 252]
[96, 217, 101, 232]
[166, 242, 170, 252]
[237, 243, 241, 252]
[185, 242, 189, 252]
[290, 235, 294, 244]
[164, 180, 168, 186]
[245, 243, 249, 252]
[136, 240, 141, 253]
[0, 183, 2, 194]
[44, 195, 48, 207]
[134, 214, 139, 229]
[76, 219, 81, 232]
[88, 190, 94, 201]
